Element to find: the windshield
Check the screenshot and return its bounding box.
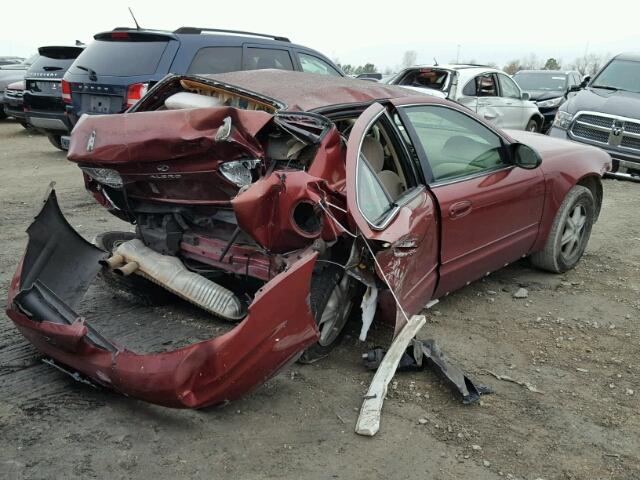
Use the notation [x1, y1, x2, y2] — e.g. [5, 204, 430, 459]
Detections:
[513, 72, 567, 91]
[70, 40, 168, 77]
[591, 59, 640, 93]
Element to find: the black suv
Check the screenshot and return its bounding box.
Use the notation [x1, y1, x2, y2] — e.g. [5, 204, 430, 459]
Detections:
[548, 52, 640, 180]
[23, 46, 84, 149]
[62, 27, 343, 146]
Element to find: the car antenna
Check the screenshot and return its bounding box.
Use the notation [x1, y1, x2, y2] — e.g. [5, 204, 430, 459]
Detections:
[433, 57, 439, 66]
[128, 7, 141, 30]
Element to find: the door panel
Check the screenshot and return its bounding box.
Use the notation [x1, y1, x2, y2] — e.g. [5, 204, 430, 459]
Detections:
[432, 166, 545, 297]
[497, 73, 526, 129]
[396, 103, 546, 298]
[345, 103, 439, 315]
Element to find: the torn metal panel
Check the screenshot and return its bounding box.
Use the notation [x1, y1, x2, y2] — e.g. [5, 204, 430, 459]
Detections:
[68, 107, 272, 165]
[6, 190, 320, 408]
[232, 170, 345, 253]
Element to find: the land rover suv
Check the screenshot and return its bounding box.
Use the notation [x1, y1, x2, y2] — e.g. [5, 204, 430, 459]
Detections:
[548, 52, 640, 180]
[61, 27, 343, 148]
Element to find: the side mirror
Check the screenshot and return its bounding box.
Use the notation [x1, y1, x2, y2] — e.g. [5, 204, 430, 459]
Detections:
[521, 92, 530, 101]
[512, 143, 542, 170]
[580, 75, 591, 88]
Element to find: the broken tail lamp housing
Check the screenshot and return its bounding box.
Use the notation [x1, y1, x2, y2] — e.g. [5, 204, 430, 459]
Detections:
[80, 167, 123, 189]
[126, 82, 149, 109]
[219, 159, 261, 187]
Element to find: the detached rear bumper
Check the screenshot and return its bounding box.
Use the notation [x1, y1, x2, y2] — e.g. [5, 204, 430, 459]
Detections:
[5, 189, 319, 408]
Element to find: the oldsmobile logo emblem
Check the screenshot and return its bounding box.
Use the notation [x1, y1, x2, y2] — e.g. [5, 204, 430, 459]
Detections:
[86, 130, 96, 152]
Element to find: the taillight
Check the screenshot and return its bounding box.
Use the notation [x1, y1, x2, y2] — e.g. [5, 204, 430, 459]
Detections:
[61, 79, 72, 104]
[126, 82, 149, 108]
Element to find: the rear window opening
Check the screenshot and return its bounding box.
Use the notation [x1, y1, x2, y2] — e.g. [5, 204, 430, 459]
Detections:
[70, 38, 169, 77]
[396, 68, 450, 91]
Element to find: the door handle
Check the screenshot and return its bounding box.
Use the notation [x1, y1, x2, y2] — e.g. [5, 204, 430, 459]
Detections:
[449, 200, 472, 219]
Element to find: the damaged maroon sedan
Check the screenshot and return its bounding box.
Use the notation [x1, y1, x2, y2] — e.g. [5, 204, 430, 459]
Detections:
[6, 70, 611, 408]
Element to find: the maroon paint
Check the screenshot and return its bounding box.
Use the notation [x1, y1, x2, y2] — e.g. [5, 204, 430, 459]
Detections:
[232, 170, 344, 253]
[431, 166, 545, 298]
[6, 252, 320, 409]
[344, 103, 440, 327]
[180, 234, 275, 281]
[206, 70, 420, 112]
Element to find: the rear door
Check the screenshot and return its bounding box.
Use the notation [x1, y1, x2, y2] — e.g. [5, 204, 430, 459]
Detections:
[459, 73, 505, 127]
[345, 103, 439, 317]
[392, 101, 545, 297]
[241, 45, 294, 71]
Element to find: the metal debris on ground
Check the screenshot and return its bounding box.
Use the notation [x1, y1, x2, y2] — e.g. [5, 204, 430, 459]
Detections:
[483, 369, 544, 394]
[362, 338, 493, 405]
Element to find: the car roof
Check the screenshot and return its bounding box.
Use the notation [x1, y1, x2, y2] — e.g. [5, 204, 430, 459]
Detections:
[514, 70, 574, 75]
[202, 69, 426, 111]
[97, 27, 297, 49]
[615, 52, 640, 62]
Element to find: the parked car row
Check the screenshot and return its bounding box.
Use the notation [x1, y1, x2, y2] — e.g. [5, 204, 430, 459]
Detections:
[387, 64, 544, 131]
[2, 28, 638, 182]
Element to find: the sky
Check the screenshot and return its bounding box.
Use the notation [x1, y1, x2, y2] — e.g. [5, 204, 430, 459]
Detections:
[2, 0, 639, 71]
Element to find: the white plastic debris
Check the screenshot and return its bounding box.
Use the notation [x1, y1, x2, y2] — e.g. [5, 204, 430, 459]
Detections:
[359, 285, 378, 341]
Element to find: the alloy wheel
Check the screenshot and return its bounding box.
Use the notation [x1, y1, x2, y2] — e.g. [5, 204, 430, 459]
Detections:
[317, 274, 353, 347]
[560, 204, 587, 260]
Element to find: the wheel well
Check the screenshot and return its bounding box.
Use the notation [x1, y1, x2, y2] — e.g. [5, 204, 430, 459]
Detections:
[577, 175, 603, 221]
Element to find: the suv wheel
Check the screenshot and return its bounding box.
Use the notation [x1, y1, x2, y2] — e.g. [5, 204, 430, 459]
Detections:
[47, 134, 65, 151]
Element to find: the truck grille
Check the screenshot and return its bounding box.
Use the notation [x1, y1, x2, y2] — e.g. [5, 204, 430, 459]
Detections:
[570, 113, 640, 153]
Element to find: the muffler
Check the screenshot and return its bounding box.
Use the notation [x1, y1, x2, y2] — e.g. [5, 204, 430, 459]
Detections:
[108, 239, 244, 321]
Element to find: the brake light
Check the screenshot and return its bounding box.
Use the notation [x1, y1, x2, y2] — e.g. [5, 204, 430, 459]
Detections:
[111, 32, 130, 40]
[126, 82, 149, 108]
[61, 79, 72, 104]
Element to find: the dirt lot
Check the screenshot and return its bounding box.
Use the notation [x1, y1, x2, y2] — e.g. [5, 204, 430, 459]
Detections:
[1, 120, 639, 480]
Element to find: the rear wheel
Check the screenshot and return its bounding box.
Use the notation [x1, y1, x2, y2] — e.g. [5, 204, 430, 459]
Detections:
[298, 264, 357, 364]
[47, 134, 65, 151]
[531, 185, 595, 273]
[18, 121, 31, 130]
[95, 231, 174, 304]
[526, 118, 539, 132]
[0, 106, 7, 120]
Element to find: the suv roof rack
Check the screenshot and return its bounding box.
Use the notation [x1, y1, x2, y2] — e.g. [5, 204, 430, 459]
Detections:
[173, 27, 290, 43]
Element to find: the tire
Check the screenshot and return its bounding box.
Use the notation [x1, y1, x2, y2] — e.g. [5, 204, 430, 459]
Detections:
[526, 118, 539, 132]
[531, 185, 595, 273]
[18, 121, 31, 130]
[298, 264, 357, 364]
[47, 134, 65, 151]
[0, 106, 7, 120]
[95, 231, 175, 305]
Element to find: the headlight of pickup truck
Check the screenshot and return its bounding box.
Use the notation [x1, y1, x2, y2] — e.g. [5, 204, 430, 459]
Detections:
[552, 110, 573, 130]
[219, 159, 261, 187]
[80, 167, 123, 189]
[537, 96, 565, 109]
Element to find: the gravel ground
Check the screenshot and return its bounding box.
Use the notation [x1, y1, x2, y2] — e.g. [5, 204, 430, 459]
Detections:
[1, 120, 639, 480]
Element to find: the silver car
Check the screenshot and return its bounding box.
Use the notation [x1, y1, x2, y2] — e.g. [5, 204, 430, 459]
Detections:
[387, 64, 544, 131]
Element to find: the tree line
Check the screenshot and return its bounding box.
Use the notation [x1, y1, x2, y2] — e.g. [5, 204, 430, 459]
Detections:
[335, 50, 611, 77]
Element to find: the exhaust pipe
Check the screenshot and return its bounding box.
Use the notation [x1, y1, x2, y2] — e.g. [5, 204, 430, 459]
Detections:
[111, 239, 244, 321]
[101, 254, 125, 269]
[114, 261, 139, 276]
